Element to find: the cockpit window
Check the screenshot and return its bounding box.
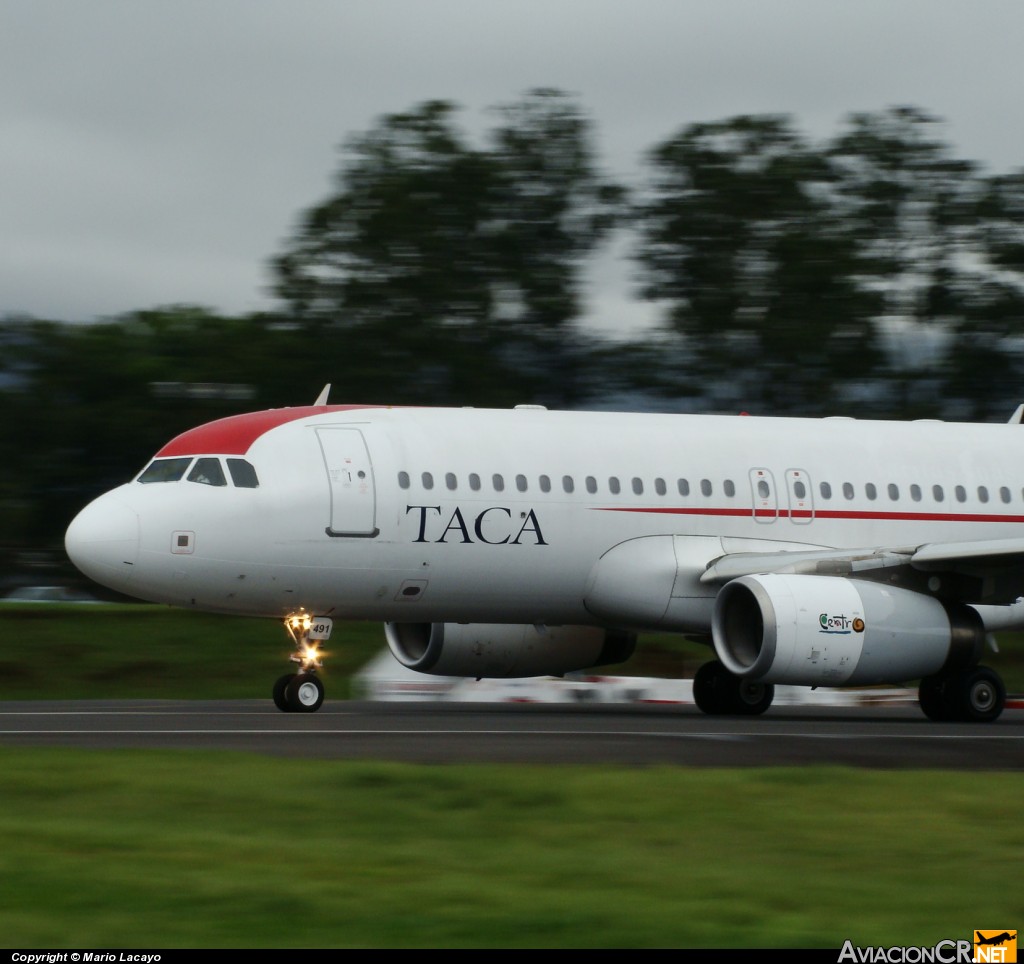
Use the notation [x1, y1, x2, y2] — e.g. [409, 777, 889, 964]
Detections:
[138, 457, 193, 483]
[227, 458, 260, 488]
[188, 457, 227, 487]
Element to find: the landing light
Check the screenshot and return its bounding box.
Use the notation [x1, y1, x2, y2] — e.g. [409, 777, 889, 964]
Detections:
[283, 610, 330, 670]
[291, 642, 325, 671]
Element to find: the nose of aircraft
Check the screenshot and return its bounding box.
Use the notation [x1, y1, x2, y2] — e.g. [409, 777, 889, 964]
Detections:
[65, 494, 140, 591]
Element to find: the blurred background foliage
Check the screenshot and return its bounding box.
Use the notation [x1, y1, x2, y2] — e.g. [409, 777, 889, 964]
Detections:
[3, 91, 1024, 577]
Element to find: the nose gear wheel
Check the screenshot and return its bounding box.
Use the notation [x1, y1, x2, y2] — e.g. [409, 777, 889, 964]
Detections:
[273, 611, 330, 712]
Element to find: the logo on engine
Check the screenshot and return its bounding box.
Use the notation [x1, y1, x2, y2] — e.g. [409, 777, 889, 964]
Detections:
[819, 614, 866, 634]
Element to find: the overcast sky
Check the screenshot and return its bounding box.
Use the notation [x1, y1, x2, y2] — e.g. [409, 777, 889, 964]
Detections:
[3, 0, 1023, 334]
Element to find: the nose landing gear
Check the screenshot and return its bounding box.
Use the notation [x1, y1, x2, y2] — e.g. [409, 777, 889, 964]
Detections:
[273, 612, 332, 713]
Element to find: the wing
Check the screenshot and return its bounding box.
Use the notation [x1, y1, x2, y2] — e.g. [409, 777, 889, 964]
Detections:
[701, 536, 1024, 608]
[585, 533, 1024, 634]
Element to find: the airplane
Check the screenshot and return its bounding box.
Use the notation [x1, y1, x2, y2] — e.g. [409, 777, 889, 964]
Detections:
[64, 389, 1024, 720]
[975, 933, 1015, 947]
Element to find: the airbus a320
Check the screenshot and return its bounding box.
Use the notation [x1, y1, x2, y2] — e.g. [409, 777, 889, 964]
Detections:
[65, 392, 1024, 719]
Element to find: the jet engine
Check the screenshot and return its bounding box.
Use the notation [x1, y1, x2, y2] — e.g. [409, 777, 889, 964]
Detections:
[384, 622, 636, 678]
[711, 574, 984, 686]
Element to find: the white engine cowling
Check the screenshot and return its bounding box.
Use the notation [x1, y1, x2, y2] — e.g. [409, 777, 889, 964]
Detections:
[712, 574, 983, 686]
[384, 622, 636, 678]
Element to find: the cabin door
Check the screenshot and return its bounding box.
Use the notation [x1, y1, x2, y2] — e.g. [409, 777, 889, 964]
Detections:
[316, 427, 379, 537]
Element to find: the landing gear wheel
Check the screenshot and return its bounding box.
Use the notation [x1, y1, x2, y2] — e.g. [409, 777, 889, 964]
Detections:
[273, 673, 297, 713]
[734, 679, 775, 716]
[918, 674, 954, 722]
[919, 667, 1005, 723]
[693, 660, 731, 714]
[693, 660, 773, 715]
[286, 673, 325, 713]
[953, 666, 1005, 723]
[275, 611, 331, 713]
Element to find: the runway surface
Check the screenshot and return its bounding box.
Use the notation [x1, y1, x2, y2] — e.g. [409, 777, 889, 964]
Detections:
[1, 700, 1022, 767]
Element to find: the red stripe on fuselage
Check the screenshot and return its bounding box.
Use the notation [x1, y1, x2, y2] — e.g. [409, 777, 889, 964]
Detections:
[155, 405, 381, 457]
[594, 506, 1024, 524]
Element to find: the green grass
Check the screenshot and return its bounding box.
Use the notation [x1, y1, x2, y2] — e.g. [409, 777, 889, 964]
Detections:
[2, 605, 1022, 700]
[2, 611, 1021, 948]
[0, 605, 383, 699]
[0, 750, 1019, 948]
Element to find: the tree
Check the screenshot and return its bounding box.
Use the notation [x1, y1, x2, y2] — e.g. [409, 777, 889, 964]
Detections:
[829, 107, 981, 317]
[828, 107, 984, 416]
[272, 91, 622, 405]
[484, 90, 624, 401]
[939, 170, 1024, 420]
[0, 306, 286, 550]
[488, 91, 622, 327]
[634, 115, 882, 414]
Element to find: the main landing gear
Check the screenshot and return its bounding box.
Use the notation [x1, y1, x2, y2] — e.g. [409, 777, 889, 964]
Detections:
[692, 660, 774, 716]
[918, 665, 1006, 723]
[273, 611, 331, 713]
[692, 660, 1007, 721]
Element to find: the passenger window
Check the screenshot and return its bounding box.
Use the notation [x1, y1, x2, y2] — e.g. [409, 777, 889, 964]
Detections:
[586, 476, 597, 494]
[978, 486, 989, 504]
[608, 477, 621, 495]
[910, 484, 922, 502]
[865, 483, 877, 501]
[632, 477, 643, 495]
[562, 475, 574, 494]
[655, 478, 667, 496]
[139, 457, 193, 483]
[516, 474, 528, 493]
[700, 479, 712, 497]
[757, 480, 770, 499]
[188, 457, 227, 487]
[422, 472, 434, 490]
[955, 485, 966, 503]
[492, 474, 505, 493]
[724, 479, 736, 497]
[445, 472, 457, 491]
[398, 471, 411, 490]
[842, 482, 854, 500]
[227, 458, 259, 488]
[820, 482, 832, 499]
[539, 475, 551, 493]
[469, 473, 481, 492]
[793, 480, 806, 499]
[678, 479, 690, 496]
[1001, 486, 1011, 504]
[888, 483, 899, 501]
[933, 485, 944, 502]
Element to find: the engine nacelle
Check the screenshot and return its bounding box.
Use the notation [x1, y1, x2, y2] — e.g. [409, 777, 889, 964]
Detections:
[384, 622, 636, 678]
[712, 574, 983, 686]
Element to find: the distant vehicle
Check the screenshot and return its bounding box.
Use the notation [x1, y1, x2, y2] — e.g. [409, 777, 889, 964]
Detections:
[1, 585, 100, 604]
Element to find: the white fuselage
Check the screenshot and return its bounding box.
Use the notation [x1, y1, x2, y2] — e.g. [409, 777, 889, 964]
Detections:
[65, 405, 1024, 632]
